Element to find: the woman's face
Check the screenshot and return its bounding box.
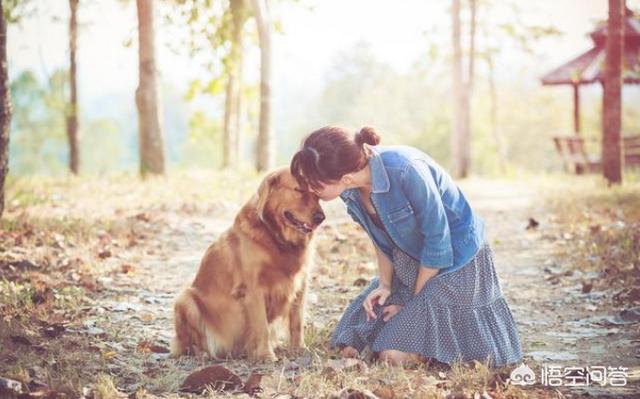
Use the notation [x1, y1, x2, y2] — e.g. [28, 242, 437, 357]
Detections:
[311, 180, 347, 201]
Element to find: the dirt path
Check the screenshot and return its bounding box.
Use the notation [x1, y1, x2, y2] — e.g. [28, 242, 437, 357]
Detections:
[461, 179, 639, 398]
[89, 179, 639, 397]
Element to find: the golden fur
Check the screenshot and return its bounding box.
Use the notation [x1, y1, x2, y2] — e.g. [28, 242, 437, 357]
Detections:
[171, 167, 324, 361]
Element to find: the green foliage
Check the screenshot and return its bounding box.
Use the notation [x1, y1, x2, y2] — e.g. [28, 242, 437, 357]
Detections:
[184, 76, 226, 101]
[0, 279, 36, 313]
[9, 69, 133, 176]
[181, 110, 223, 168]
[9, 69, 69, 175]
[161, 0, 238, 79]
[286, 44, 454, 168]
[282, 37, 632, 175]
[81, 119, 127, 175]
[2, 0, 34, 23]
[497, 23, 562, 54]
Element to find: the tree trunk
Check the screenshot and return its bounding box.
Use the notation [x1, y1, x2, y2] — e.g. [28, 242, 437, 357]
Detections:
[468, 0, 476, 88]
[0, 0, 11, 218]
[67, 0, 79, 174]
[232, 0, 245, 167]
[222, 0, 246, 169]
[487, 52, 508, 174]
[461, 0, 476, 177]
[222, 70, 236, 169]
[233, 43, 244, 166]
[451, 0, 467, 178]
[135, 0, 165, 176]
[250, 0, 273, 172]
[602, 0, 624, 185]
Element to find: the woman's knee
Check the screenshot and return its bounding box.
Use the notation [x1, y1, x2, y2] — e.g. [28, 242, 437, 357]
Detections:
[379, 350, 406, 365]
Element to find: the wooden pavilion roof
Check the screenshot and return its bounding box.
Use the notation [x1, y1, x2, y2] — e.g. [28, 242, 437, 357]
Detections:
[541, 8, 640, 86]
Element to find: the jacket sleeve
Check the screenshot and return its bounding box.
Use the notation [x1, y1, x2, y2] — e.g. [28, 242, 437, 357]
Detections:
[400, 160, 453, 268]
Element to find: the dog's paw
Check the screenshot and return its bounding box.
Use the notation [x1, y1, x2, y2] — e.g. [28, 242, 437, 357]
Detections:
[287, 343, 309, 356]
[251, 349, 278, 362]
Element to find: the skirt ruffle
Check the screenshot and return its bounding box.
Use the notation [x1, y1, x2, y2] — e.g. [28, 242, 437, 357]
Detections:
[330, 244, 523, 367]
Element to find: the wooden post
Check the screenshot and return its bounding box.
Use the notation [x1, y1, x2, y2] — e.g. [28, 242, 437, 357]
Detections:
[602, 0, 624, 185]
[573, 84, 581, 135]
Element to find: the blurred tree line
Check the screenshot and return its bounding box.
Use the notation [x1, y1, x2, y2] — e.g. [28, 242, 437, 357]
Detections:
[0, 0, 638, 216]
[1, 0, 276, 180]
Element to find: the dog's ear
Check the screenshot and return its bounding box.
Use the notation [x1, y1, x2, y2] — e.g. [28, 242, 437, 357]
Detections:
[256, 171, 280, 220]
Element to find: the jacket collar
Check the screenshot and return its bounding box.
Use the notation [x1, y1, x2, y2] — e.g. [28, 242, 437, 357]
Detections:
[339, 146, 390, 202]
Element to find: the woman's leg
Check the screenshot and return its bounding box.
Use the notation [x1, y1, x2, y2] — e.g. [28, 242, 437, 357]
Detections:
[379, 349, 426, 366]
[331, 277, 387, 354]
[339, 346, 359, 358]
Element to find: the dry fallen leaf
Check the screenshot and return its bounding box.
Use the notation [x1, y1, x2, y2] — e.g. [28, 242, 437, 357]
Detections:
[353, 277, 369, 287]
[121, 263, 135, 275]
[10, 335, 32, 346]
[40, 323, 65, 338]
[243, 373, 263, 396]
[139, 313, 154, 323]
[102, 351, 117, 360]
[325, 358, 368, 373]
[413, 374, 447, 389]
[98, 248, 112, 259]
[79, 274, 99, 291]
[136, 340, 169, 354]
[373, 384, 395, 399]
[334, 388, 380, 399]
[180, 365, 243, 394]
[135, 212, 151, 222]
[444, 392, 468, 399]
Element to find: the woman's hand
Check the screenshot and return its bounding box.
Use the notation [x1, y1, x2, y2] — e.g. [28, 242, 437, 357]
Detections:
[363, 286, 391, 321]
[382, 304, 403, 322]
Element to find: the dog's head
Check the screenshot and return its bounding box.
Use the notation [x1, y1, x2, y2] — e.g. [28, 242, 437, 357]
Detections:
[255, 167, 325, 247]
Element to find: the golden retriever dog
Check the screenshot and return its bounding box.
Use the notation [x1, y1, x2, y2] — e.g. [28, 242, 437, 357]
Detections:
[171, 167, 325, 361]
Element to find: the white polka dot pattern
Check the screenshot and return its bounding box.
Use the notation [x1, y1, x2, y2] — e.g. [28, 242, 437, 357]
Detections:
[330, 243, 523, 367]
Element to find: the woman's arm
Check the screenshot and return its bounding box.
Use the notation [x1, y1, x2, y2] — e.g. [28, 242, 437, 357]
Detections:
[363, 244, 394, 320]
[414, 265, 439, 296]
[374, 245, 393, 289]
[400, 160, 454, 269]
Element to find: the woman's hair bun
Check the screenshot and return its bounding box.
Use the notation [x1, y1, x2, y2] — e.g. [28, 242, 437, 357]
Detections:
[355, 126, 381, 147]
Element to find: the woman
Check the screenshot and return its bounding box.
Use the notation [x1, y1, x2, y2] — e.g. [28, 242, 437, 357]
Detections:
[290, 126, 522, 367]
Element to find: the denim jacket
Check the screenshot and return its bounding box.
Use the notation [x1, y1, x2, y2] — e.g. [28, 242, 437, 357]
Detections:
[339, 145, 485, 276]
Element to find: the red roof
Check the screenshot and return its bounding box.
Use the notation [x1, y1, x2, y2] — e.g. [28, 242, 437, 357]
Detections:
[541, 8, 640, 86]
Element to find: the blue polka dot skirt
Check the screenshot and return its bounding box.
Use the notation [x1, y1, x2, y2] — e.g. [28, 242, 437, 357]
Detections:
[330, 243, 523, 367]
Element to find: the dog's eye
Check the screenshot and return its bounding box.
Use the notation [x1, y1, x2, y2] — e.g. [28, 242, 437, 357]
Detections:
[294, 187, 305, 193]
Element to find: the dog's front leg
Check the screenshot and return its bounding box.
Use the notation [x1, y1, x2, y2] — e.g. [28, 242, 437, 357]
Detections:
[245, 289, 276, 361]
[288, 277, 307, 352]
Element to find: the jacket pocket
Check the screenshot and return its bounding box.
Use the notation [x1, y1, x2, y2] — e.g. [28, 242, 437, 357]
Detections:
[387, 204, 416, 237]
[388, 203, 414, 222]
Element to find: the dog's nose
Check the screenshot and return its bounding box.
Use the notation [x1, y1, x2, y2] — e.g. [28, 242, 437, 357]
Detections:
[312, 211, 326, 225]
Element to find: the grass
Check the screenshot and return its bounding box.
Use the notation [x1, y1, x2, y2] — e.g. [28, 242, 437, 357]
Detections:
[4, 169, 261, 220]
[0, 319, 103, 395]
[1, 170, 267, 398]
[537, 173, 640, 298]
[2, 170, 595, 398]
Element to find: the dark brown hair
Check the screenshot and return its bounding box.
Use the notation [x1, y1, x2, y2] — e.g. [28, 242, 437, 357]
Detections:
[290, 126, 381, 191]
